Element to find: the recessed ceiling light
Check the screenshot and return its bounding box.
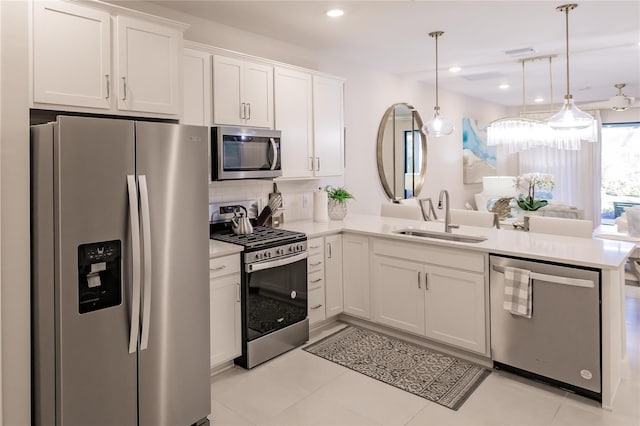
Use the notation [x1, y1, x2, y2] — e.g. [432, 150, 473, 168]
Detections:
[326, 9, 344, 17]
[534, 97, 545, 103]
[448, 66, 461, 73]
[499, 84, 510, 90]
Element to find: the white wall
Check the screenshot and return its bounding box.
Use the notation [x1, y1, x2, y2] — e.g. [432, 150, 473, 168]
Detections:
[118, 1, 509, 215]
[0, 1, 30, 425]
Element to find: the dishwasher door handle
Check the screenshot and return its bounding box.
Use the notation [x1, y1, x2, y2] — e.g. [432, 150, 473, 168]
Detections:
[492, 265, 595, 288]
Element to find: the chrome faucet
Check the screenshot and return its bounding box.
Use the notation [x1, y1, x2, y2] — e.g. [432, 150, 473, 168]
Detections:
[438, 189, 459, 233]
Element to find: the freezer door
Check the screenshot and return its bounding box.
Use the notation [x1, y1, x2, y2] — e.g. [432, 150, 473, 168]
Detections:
[135, 122, 211, 426]
[51, 116, 137, 425]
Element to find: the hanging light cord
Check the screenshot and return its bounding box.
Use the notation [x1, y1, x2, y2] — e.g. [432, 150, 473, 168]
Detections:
[521, 60, 526, 113]
[548, 56, 553, 108]
[557, 4, 576, 99]
[429, 31, 444, 109]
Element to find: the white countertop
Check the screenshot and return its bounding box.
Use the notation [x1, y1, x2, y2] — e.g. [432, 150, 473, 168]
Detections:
[209, 239, 243, 259]
[281, 214, 636, 270]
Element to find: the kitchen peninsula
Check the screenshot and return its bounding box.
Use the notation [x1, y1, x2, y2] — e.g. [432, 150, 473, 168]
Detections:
[281, 214, 636, 409]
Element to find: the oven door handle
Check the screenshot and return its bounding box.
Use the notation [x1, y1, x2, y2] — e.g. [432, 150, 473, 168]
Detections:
[246, 251, 308, 273]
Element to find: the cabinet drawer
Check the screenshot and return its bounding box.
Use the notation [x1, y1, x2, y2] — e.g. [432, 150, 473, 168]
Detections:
[308, 286, 326, 324]
[308, 269, 324, 290]
[307, 237, 325, 256]
[308, 253, 324, 272]
[209, 254, 241, 279]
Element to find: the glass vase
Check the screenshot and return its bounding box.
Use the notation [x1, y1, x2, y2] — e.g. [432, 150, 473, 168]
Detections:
[328, 199, 347, 220]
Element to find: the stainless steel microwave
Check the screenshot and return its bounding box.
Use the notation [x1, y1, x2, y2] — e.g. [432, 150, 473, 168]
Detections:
[211, 126, 282, 180]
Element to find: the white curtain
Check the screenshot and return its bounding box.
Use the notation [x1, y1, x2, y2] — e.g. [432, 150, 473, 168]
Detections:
[518, 110, 602, 225]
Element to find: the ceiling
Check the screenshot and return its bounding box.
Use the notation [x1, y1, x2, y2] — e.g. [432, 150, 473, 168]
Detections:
[152, 0, 640, 108]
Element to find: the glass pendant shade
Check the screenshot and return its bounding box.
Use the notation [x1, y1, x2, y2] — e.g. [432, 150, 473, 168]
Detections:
[423, 107, 454, 137]
[547, 96, 594, 130]
[425, 31, 454, 138]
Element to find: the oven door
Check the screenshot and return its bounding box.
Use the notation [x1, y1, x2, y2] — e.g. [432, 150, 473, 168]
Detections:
[244, 252, 307, 341]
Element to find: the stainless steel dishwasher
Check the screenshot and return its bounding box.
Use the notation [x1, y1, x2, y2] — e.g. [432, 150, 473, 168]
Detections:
[490, 255, 601, 401]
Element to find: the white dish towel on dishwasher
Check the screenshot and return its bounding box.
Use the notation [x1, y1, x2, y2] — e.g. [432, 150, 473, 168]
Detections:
[503, 266, 532, 318]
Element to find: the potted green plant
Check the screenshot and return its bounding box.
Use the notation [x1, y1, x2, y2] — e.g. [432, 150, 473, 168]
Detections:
[514, 173, 555, 212]
[324, 185, 354, 220]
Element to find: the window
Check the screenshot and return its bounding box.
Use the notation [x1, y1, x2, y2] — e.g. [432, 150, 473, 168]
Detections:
[601, 122, 640, 224]
[404, 130, 422, 198]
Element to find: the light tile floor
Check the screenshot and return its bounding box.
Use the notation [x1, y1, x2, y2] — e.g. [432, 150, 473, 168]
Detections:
[210, 286, 640, 426]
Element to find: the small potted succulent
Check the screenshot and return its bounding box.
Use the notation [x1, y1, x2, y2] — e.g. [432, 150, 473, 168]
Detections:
[324, 185, 355, 220]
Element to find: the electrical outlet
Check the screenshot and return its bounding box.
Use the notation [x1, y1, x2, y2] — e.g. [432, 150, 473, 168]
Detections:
[302, 194, 309, 208]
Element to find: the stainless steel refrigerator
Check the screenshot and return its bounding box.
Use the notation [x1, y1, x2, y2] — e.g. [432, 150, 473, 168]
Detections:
[31, 116, 211, 426]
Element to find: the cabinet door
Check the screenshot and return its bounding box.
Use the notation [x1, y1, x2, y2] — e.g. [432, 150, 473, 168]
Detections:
[325, 234, 344, 317]
[116, 16, 180, 114]
[182, 49, 211, 126]
[342, 235, 370, 319]
[424, 265, 486, 354]
[210, 274, 241, 367]
[243, 62, 274, 128]
[212, 55, 243, 126]
[274, 67, 314, 178]
[373, 256, 425, 335]
[33, 0, 111, 109]
[312, 76, 344, 177]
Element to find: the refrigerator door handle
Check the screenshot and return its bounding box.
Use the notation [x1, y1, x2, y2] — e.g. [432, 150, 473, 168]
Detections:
[138, 175, 152, 351]
[127, 175, 142, 354]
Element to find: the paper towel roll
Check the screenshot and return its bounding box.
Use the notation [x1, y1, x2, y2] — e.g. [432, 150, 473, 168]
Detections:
[313, 190, 329, 223]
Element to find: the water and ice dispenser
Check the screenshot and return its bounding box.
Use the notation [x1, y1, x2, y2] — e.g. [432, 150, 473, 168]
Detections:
[77, 240, 122, 314]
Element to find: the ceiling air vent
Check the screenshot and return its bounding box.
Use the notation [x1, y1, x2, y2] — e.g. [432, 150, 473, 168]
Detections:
[504, 47, 536, 57]
[461, 71, 506, 82]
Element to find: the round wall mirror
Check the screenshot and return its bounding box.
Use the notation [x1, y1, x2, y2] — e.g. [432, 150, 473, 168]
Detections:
[376, 103, 428, 201]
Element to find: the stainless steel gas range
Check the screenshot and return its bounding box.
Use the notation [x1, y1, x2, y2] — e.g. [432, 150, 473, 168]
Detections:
[210, 201, 309, 368]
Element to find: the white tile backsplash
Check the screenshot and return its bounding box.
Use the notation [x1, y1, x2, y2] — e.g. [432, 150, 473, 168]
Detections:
[209, 176, 345, 222]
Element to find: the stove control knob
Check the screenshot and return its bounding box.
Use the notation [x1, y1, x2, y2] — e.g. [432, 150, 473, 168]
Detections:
[297, 244, 304, 252]
[276, 248, 283, 255]
[266, 251, 271, 258]
[288, 246, 294, 252]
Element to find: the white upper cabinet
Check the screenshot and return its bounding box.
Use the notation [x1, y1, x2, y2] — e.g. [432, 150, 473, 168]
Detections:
[274, 67, 314, 178]
[274, 69, 345, 179]
[33, 0, 112, 109]
[182, 48, 212, 126]
[312, 75, 344, 177]
[115, 16, 181, 115]
[213, 55, 273, 128]
[31, 0, 184, 117]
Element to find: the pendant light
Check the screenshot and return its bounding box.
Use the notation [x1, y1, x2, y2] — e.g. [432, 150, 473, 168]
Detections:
[547, 4, 594, 130]
[423, 31, 454, 137]
[487, 58, 550, 153]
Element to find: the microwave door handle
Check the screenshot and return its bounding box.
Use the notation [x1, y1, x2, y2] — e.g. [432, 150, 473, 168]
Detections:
[269, 138, 278, 171]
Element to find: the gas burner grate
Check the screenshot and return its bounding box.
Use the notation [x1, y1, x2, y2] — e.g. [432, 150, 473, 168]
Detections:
[210, 226, 305, 249]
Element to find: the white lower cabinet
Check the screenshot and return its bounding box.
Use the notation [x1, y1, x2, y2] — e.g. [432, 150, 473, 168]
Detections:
[373, 256, 426, 335]
[209, 254, 241, 368]
[307, 238, 326, 325]
[342, 234, 371, 319]
[423, 264, 486, 352]
[325, 234, 344, 317]
[372, 239, 488, 355]
[307, 235, 344, 326]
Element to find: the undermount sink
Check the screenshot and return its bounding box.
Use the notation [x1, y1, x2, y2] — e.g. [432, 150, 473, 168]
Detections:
[393, 228, 488, 243]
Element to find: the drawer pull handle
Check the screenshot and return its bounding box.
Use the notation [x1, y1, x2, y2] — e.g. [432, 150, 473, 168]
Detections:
[210, 265, 227, 271]
[311, 304, 323, 310]
[309, 245, 321, 249]
[309, 261, 322, 266]
[310, 278, 323, 283]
